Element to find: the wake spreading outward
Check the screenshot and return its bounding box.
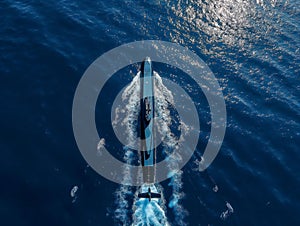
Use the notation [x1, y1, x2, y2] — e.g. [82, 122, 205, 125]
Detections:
[111, 57, 232, 225]
[112, 58, 186, 226]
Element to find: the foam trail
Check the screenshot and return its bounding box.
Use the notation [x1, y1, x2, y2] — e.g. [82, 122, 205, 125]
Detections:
[154, 72, 188, 226]
[114, 147, 135, 225]
[113, 74, 141, 225]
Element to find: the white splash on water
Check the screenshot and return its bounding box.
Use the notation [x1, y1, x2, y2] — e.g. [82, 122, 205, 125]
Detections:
[132, 184, 169, 226]
[220, 201, 234, 220]
[97, 138, 105, 150]
[132, 196, 170, 226]
[70, 185, 79, 203]
[97, 138, 106, 156]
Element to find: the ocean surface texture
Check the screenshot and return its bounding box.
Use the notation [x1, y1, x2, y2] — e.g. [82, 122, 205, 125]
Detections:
[1, 0, 299, 226]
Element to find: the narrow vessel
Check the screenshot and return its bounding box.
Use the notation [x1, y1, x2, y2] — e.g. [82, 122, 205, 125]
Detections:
[138, 57, 161, 201]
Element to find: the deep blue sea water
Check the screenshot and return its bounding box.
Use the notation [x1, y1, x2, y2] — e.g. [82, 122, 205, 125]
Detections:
[1, 0, 299, 225]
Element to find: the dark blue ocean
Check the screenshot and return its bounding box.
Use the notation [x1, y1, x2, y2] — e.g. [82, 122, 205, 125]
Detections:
[1, 0, 299, 225]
